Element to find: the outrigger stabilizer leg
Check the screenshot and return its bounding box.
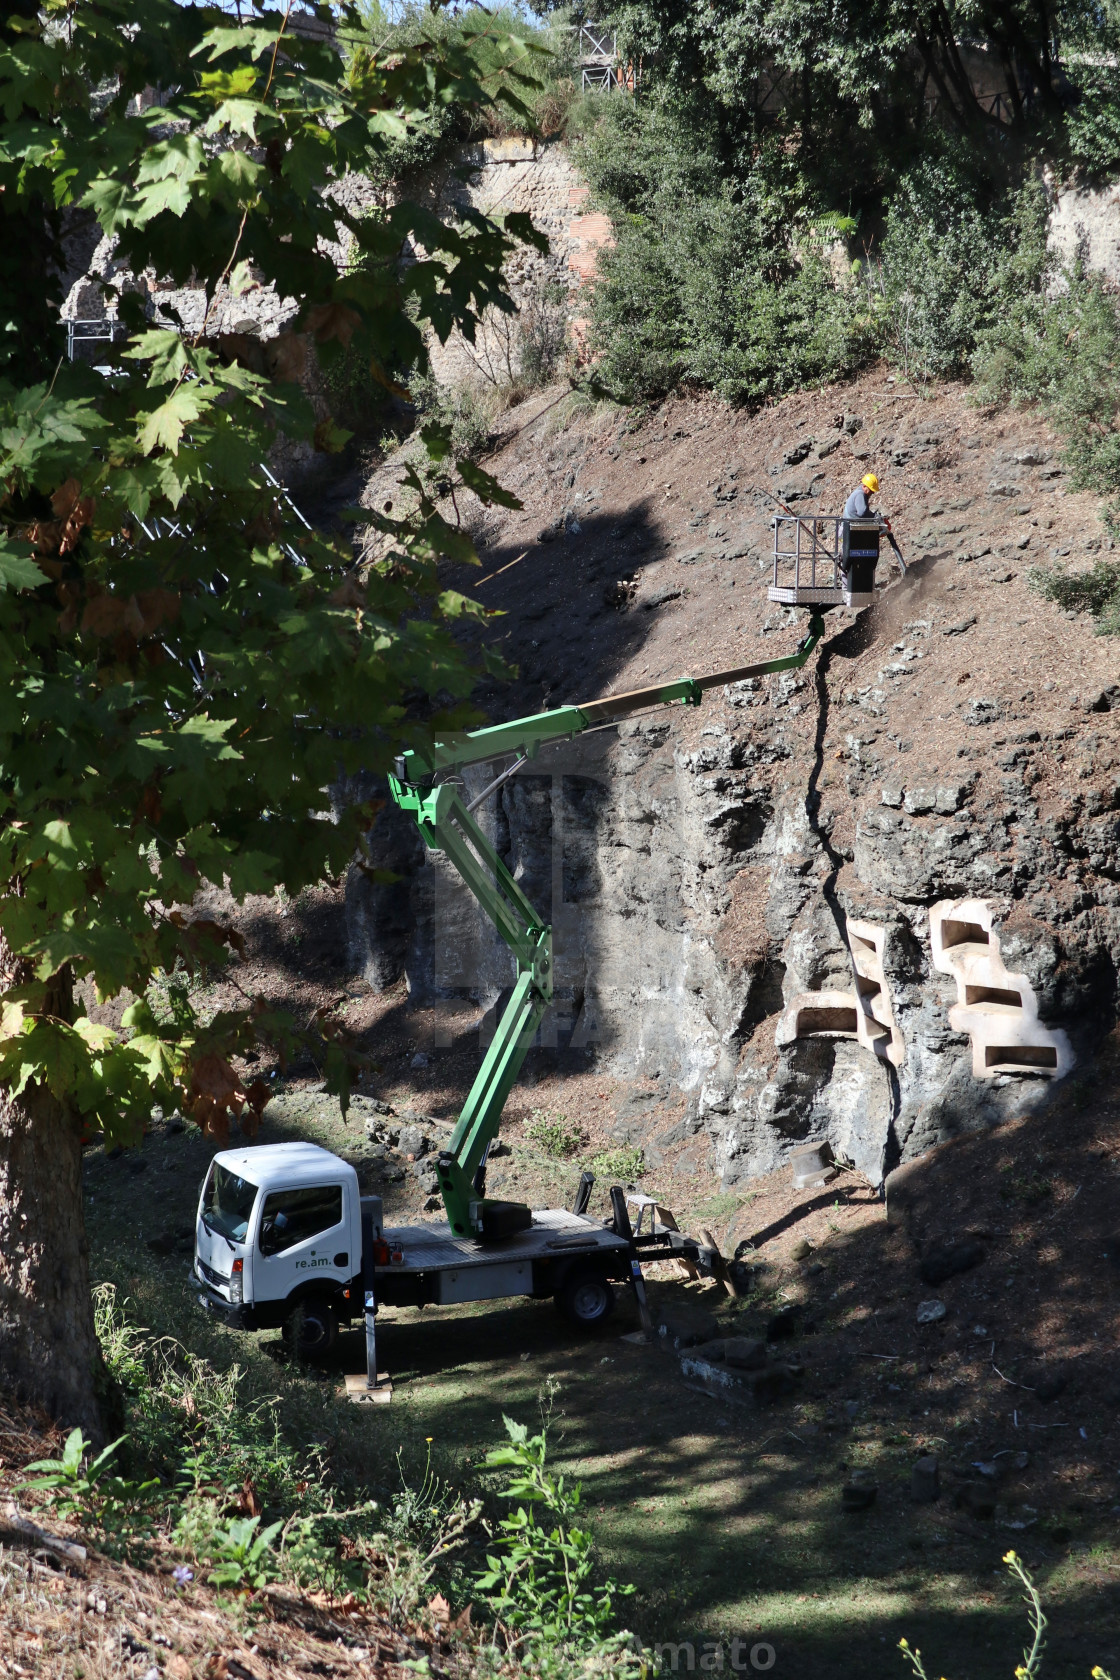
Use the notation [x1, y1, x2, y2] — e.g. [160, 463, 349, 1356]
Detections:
[388, 614, 827, 1243]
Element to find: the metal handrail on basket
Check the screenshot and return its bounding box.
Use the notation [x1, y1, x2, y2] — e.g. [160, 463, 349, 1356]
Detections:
[772, 514, 846, 594]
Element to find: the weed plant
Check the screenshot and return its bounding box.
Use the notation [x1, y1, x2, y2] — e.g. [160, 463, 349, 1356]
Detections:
[476, 1396, 640, 1679]
[21, 1428, 159, 1557]
[526, 1111, 587, 1158]
[20, 1295, 645, 1673]
[52, 1286, 472, 1607]
[899, 1551, 1046, 1679]
[588, 1146, 644, 1183]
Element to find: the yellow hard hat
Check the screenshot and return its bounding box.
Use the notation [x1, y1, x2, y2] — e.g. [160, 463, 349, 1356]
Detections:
[862, 472, 880, 494]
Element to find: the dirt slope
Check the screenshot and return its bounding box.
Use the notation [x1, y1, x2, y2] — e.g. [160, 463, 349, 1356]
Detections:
[345, 369, 1120, 1167]
[439, 370, 1117, 733]
[71, 367, 1120, 1680]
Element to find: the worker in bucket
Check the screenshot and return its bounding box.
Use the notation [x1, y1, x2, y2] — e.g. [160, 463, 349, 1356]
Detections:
[844, 471, 880, 522]
[840, 471, 883, 587]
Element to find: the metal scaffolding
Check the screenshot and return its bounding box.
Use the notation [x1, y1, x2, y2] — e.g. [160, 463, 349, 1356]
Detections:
[578, 23, 633, 91]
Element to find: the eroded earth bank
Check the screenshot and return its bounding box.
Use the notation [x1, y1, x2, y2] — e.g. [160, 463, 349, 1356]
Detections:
[349, 369, 1120, 1193]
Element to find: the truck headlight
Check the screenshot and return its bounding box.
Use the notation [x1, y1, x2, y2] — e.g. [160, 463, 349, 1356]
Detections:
[229, 1257, 243, 1305]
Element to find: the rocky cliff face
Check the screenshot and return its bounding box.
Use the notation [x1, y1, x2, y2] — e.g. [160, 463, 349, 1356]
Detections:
[349, 374, 1120, 1190]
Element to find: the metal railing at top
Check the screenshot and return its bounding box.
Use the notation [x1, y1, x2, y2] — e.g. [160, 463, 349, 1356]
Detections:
[66, 318, 128, 364]
[772, 513, 846, 593]
[577, 22, 634, 91]
[770, 514, 881, 594]
[924, 86, 1033, 126]
[578, 22, 616, 61]
[137, 462, 310, 564]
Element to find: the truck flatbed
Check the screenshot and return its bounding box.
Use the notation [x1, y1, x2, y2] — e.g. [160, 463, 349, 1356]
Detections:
[373, 1209, 631, 1308]
[379, 1209, 629, 1270]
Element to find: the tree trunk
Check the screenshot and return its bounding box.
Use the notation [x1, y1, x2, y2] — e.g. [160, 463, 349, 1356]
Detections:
[0, 1074, 108, 1440]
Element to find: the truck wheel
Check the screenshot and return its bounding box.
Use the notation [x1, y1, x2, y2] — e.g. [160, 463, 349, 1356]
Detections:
[556, 1269, 615, 1327]
[282, 1297, 338, 1360]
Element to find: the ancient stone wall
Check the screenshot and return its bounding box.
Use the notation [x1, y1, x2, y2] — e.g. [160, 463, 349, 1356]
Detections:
[370, 692, 1115, 1194]
[1048, 175, 1120, 287]
[422, 136, 611, 387]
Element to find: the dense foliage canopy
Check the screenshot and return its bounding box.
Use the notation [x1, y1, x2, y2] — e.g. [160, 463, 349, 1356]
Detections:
[577, 0, 1120, 407]
[0, 0, 543, 1140]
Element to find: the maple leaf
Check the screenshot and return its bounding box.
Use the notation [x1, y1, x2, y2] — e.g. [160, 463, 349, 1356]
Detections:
[137, 387, 207, 456]
[0, 548, 48, 591]
[49, 478, 83, 519]
[169, 912, 246, 963]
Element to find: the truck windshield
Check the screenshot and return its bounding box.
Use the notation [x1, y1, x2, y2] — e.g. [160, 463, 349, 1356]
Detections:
[202, 1164, 258, 1243]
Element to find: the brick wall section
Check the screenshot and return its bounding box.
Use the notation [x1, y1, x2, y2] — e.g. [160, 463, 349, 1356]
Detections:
[568, 211, 615, 284]
[436, 138, 604, 289]
[426, 137, 610, 385]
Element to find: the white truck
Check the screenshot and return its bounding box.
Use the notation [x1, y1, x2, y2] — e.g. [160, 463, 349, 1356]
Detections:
[193, 1141, 701, 1362]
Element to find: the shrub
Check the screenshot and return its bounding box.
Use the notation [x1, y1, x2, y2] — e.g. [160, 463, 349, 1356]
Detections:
[879, 155, 1048, 381]
[972, 245, 1120, 634]
[476, 1406, 639, 1675]
[1065, 65, 1120, 182]
[575, 95, 874, 404]
[74, 1287, 479, 1609]
[526, 1110, 586, 1157]
[973, 259, 1120, 501]
[410, 369, 499, 458]
[589, 1145, 644, 1182]
[1028, 559, 1120, 636]
[173, 1504, 284, 1591]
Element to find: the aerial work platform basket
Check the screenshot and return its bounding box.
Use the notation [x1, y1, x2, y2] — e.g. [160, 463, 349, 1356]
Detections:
[769, 515, 881, 609]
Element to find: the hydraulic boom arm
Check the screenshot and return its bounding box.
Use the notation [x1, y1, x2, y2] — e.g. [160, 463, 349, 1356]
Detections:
[388, 615, 826, 1240]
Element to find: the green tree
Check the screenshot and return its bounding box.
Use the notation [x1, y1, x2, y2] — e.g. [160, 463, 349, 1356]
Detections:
[0, 0, 543, 1432]
[606, 0, 1116, 164]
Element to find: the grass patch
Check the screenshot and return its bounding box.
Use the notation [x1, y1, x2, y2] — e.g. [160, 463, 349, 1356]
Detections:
[692, 1190, 749, 1229]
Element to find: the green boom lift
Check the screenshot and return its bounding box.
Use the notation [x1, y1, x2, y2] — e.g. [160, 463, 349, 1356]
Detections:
[388, 614, 827, 1244]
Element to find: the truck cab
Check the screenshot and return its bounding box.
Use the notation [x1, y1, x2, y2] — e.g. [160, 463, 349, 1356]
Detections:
[195, 1141, 363, 1356]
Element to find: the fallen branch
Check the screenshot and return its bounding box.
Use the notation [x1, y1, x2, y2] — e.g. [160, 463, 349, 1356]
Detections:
[1, 1501, 86, 1563]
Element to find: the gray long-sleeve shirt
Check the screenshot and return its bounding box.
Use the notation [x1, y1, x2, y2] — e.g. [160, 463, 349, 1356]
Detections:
[844, 487, 877, 520]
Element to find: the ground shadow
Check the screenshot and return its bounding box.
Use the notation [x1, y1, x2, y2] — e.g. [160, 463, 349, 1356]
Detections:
[85, 1034, 1120, 1678]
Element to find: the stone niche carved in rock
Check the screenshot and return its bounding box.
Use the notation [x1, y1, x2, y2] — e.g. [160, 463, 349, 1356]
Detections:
[846, 917, 906, 1068]
[775, 918, 905, 1068]
[929, 898, 1074, 1081]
